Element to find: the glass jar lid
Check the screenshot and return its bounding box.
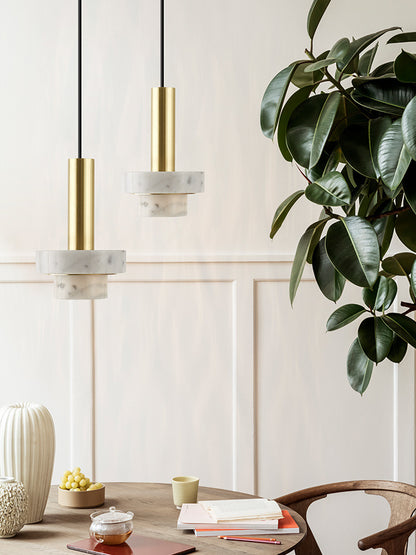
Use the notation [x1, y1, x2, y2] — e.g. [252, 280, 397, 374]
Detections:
[90, 506, 134, 524]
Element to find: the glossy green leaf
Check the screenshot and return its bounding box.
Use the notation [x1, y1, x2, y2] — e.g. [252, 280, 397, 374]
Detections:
[286, 94, 328, 168]
[347, 338, 373, 394]
[370, 61, 394, 77]
[394, 50, 416, 83]
[362, 275, 397, 311]
[388, 32, 416, 44]
[304, 58, 338, 73]
[340, 122, 376, 179]
[309, 92, 341, 168]
[291, 54, 328, 88]
[377, 119, 412, 192]
[402, 162, 416, 213]
[306, 145, 340, 182]
[307, 0, 331, 40]
[358, 316, 394, 362]
[411, 259, 416, 297]
[396, 209, 416, 252]
[369, 117, 392, 178]
[381, 313, 416, 348]
[305, 171, 351, 206]
[326, 216, 380, 287]
[270, 190, 305, 239]
[329, 38, 350, 62]
[306, 211, 327, 264]
[326, 303, 366, 331]
[382, 252, 416, 276]
[351, 78, 416, 116]
[387, 334, 408, 363]
[402, 97, 416, 160]
[289, 218, 330, 305]
[261, 62, 300, 139]
[277, 86, 315, 161]
[358, 43, 379, 76]
[312, 237, 346, 301]
[372, 214, 395, 258]
[338, 27, 400, 73]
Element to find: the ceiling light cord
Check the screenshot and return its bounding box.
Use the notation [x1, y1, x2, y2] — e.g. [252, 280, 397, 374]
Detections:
[78, 0, 82, 158]
[160, 0, 164, 87]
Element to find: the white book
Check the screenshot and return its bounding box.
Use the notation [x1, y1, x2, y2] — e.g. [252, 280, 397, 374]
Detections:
[177, 503, 281, 530]
[198, 498, 282, 522]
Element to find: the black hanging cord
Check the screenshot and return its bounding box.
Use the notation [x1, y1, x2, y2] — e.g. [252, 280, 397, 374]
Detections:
[160, 0, 164, 87]
[78, 0, 82, 158]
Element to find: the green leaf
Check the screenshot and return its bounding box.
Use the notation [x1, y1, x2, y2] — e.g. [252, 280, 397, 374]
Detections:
[402, 163, 416, 213]
[411, 260, 416, 296]
[286, 94, 328, 168]
[326, 216, 380, 287]
[347, 338, 374, 394]
[270, 190, 305, 239]
[358, 316, 394, 362]
[306, 145, 340, 182]
[261, 62, 301, 139]
[338, 27, 400, 73]
[340, 122, 376, 179]
[362, 275, 397, 311]
[370, 61, 394, 77]
[358, 43, 379, 76]
[395, 50, 416, 83]
[382, 252, 416, 276]
[307, 0, 331, 40]
[372, 214, 395, 258]
[377, 119, 412, 192]
[328, 38, 350, 61]
[312, 237, 346, 301]
[304, 58, 338, 73]
[396, 209, 416, 252]
[387, 334, 408, 363]
[277, 86, 315, 161]
[402, 96, 416, 160]
[351, 78, 416, 116]
[306, 171, 351, 206]
[326, 303, 366, 331]
[369, 117, 393, 178]
[289, 218, 330, 305]
[381, 312, 416, 348]
[291, 54, 328, 88]
[388, 32, 416, 44]
[309, 92, 341, 168]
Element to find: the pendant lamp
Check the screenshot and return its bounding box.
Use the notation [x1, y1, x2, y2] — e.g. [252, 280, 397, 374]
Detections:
[125, 0, 204, 217]
[36, 0, 126, 299]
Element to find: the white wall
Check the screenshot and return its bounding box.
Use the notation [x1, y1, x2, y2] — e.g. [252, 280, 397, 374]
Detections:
[0, 1, 415, 552]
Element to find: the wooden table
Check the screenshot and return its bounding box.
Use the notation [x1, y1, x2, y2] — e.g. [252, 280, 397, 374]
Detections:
[5, 482, 306, 554]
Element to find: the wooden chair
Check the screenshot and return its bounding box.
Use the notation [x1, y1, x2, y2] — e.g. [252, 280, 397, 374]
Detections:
[276, 480, 416, 554]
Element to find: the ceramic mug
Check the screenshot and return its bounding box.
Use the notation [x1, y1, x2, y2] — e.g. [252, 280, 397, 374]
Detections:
[171, 476, 199, 509]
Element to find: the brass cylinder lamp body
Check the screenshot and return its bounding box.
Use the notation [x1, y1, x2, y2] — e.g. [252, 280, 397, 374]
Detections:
[151, 87, 175, 171]
[68, 158, 94, 250]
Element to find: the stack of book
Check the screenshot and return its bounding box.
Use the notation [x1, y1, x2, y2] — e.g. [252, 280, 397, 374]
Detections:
[177, 498, 299, 537]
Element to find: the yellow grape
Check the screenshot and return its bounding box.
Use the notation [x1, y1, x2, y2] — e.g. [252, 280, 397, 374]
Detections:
[72, 467, 81, 474]
[65, 481, 71, 489]
[74, 475, 81, 483]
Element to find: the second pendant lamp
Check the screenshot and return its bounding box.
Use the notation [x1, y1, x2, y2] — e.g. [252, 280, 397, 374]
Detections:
[125, 0, 204, 217]
[36, 0, 125, 299]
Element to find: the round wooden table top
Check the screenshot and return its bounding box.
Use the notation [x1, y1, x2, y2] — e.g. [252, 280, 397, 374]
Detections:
[5, 482, 306, 554]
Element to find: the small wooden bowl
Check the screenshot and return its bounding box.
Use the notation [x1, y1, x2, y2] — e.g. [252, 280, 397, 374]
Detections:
[58, 486, 105, 508]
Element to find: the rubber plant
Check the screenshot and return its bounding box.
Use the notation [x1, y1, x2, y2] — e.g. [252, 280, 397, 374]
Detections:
[261, 0, 416, 394]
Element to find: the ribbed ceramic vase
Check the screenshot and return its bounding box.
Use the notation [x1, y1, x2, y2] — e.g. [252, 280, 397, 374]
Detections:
[0, 403, 55, 523]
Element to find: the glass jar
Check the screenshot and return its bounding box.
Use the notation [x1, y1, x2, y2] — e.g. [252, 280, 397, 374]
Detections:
[89, 506, 134, 545]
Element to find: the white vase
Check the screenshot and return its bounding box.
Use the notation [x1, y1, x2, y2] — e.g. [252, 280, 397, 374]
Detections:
[0, 403, 55, 523]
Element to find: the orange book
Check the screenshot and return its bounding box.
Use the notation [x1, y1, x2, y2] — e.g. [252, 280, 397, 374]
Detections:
[276, 510, 300, 533]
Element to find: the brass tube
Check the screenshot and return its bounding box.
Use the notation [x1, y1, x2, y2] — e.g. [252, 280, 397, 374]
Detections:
[151, 87, 175, 171]
[68, 158, 94, 250]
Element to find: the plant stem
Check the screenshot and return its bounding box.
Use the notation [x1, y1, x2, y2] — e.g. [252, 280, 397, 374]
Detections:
[401, 301, 416, 315]
[366, 205, 410, 221]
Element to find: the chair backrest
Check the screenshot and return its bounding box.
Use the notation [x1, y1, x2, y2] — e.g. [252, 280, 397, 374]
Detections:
[275, 480, 416, 555]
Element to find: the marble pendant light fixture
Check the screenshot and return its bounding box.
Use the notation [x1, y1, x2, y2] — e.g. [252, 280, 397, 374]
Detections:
[36, 0, 125, 299]
[125, 0, 204, 217]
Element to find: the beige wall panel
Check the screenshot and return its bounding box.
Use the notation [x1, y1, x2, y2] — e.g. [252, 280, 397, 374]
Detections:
[94, 281, 234, 489]
[0, 283, 70, 484]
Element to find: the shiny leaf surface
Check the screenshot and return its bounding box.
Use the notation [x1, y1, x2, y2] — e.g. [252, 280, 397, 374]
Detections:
[369, 117, 392, 178]
[307, 0, 331, 40]
[377, 119, 412, 192]
[362, 275, 397, 311]
[387, 334, 408, 363]
[312, 238, 346, 301]
[340, 122, 376, 178]
[309, 92, 341, 168]
[382, 313, 416, 348]
[338, 27, 400, 72]
[382, 252, 416, 276]
[402, 96, 416, 160]
[396, 209, 416, 252]
[347, 338, 373, 394]
[388, 32, 416, 44]
[358, 316, 394, 362]
[326, 303, 366, 331]
[358, 43, 379, 76]
[394, 50, 416, 83]
[326, 216, 380, 287]
[411, 259, 416, 297]
[351, 78, 416, 116]
[270, 190, 304, 239]
[306, 171, 351, 206]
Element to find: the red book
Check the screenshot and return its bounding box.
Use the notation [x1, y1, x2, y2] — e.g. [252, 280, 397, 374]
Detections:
[67, 534, 195, 555]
